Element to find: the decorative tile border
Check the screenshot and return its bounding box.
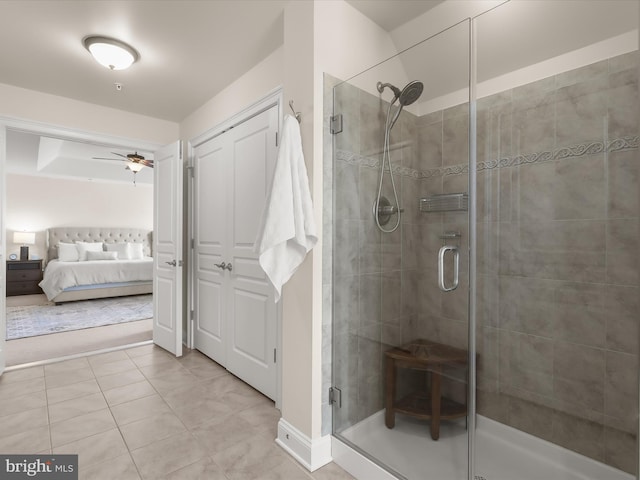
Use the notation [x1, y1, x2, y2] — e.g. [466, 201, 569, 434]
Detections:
[336, 135, 638, 179]
[479, 135, 638, 172]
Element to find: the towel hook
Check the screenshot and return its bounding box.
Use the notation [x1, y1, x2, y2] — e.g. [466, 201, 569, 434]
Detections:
[289, 100, 301, 123]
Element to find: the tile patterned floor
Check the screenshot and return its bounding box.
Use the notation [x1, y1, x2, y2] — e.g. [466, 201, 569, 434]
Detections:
[0, 345, 355, 480]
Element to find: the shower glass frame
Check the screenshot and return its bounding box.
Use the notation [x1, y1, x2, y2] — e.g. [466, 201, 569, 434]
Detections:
[330, 18, 475, 480]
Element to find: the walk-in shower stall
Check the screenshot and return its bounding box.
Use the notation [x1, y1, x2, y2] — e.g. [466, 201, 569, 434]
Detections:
[327, 2, 639, 479]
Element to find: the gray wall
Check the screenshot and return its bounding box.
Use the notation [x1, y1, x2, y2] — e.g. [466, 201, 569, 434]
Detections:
[474, 51, 639, 474]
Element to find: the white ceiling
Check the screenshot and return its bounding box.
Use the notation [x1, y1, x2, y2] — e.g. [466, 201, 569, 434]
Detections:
[0, 0, 289, 123]
[0, 0, 436, 184]
[6, 130, 154, 185]
[0, 0, 444, 123]
[345, 0, 444, 31]
[2, 1, 638, 185]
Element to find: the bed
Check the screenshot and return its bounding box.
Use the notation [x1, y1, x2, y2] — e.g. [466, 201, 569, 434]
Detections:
[39, 227, 153, 304]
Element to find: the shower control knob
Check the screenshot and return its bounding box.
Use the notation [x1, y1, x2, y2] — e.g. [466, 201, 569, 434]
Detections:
[378, 205, 404, 215]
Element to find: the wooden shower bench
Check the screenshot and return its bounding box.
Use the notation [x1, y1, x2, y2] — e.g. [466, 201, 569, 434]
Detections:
[384, 339, 469, 440]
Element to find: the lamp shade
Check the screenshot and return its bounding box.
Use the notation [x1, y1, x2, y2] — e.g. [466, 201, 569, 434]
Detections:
[127, 162, 144, 173]
[13, 231, 35, 245]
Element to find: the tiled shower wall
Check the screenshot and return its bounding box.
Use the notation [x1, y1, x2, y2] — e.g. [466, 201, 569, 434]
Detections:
[328, 51, 639, 474]
[474, 51, 639, 474]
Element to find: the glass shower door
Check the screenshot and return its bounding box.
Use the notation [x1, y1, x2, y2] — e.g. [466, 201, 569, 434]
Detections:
[473, 2, 639, 479]
[330, 19, 473, 480]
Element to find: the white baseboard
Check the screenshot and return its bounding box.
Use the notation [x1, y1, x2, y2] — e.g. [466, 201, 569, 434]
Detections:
[275, 419, 332, 472]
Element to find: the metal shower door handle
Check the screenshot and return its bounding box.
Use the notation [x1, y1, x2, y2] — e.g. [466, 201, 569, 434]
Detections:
[438, 245, 459, 292]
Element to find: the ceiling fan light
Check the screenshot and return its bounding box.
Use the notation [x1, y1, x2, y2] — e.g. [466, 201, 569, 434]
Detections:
[83, 36, 139, 70]
[126, 162, 144, 173]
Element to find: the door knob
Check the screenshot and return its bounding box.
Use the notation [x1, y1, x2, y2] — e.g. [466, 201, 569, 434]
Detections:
[165, 260, 177, 267]
[214, 262, 232, 272]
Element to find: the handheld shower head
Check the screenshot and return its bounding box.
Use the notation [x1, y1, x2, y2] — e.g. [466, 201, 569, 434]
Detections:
[374, 81, 423, 234]
[398, 80, 423, 106]
[382, 80, 424, 130]
[377, 80, 423, 106]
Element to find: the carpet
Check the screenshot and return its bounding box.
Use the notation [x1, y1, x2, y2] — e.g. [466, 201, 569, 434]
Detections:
[6, 294, 153, 340]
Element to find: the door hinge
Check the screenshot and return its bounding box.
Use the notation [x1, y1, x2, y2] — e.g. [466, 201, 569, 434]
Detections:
[190, 309, 194, 320]
[275, 132, 278, 147]
[330, 114, 343, 134]
[186, 165, 194, 177]
[273, 348, 277, 363]
[329, 387, 342, 408]
[191, 238, 195, 249]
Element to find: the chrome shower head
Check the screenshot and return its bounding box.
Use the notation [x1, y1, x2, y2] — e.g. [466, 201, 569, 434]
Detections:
[380, 80, 424, 130]
[377, 80, 424, 106]
[398, 80, 423, 106]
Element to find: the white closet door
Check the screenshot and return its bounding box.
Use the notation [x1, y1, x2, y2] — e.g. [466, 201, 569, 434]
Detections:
[226, 106, 279, 400]
[193, 133, 228, 365]
[192, 104, 278, 400]
[153, 141, 183, 356]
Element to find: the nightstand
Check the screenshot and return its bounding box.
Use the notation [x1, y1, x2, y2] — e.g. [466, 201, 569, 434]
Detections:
[6, 259, 43, 296]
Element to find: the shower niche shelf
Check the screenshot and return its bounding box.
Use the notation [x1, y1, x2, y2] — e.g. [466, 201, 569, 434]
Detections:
[420, 193, 468, 213]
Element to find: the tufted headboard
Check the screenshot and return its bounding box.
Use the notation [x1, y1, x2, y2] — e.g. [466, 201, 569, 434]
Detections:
[46, 227, 152, 262]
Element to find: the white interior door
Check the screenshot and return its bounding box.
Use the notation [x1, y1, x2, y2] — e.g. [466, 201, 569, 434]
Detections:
[192, 104, 278, 399]
[193, 133, 228, 364]
[153, 141, 183, 356]
[226, 107, 278, 399]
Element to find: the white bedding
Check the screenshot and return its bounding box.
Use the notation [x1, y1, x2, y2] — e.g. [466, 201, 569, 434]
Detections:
[39, 258, 153, 300]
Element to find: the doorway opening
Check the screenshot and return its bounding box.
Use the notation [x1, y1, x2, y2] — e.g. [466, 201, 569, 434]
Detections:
[4, 126, 160, 367]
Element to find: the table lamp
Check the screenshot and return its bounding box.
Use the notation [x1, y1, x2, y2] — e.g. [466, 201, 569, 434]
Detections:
[13, 231, 36, 260]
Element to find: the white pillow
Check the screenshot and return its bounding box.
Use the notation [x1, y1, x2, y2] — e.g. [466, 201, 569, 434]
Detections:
[105, 242, 130, 260]
[76, 242, 104, 261]
[57, 242, 79, 262]
[86, 251, 118, 261]
[129, 243, 144, 260]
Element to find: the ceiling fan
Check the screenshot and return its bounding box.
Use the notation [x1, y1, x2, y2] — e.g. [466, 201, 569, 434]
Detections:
[93, 151, 154, 168]
[92, 151, 153, 185]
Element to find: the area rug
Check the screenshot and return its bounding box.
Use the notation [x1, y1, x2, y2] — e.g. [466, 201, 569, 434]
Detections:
[6, 294, 153, 340]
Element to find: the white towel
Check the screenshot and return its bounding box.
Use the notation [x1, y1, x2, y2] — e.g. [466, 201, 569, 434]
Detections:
[254, 114, 317, 302]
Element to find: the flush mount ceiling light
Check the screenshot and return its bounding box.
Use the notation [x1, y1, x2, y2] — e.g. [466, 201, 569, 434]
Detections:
[83, 35, 139, 70]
